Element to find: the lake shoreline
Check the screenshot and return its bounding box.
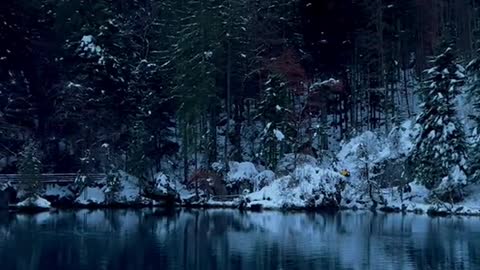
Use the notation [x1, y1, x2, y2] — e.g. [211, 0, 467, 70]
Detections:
[8, 200, 480, 218]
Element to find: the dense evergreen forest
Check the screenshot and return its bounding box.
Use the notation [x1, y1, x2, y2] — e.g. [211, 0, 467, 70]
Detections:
[2, 0, 480, 206]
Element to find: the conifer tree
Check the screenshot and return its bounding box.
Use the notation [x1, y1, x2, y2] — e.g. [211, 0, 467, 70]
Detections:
[256, 74, 295, 168]
[467, 49, 480, 182]
[18, 140, 42, 196]
[173, 0, 224, 179]
[126, 121, 153, 185]
[220, 0, 253, 164]
[412, 48, 468, 199]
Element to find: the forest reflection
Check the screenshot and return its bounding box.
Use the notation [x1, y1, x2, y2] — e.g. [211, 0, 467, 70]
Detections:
[0, 210, 479, 270]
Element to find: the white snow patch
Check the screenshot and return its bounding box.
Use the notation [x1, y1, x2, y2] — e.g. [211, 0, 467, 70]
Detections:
[78, 35, 104, 60]
[116, 172, 141, 203]
[336, 119, 417, 183]
[44, 185, 74, 199]
[253, 170, 275, 191]
[227, 162, 258, 184]
[153, 172, 177, 195]
[310, 78, 340, 90]
[17, 195, 51, 209]
[273, 129, 285, 141]
[75, 187, 106, 205]
[247, 165, 345, 209]
[153, 171, 191, 201]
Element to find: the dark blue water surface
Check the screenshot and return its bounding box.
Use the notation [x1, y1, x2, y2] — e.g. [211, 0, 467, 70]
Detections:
[1, 209, 480, 270]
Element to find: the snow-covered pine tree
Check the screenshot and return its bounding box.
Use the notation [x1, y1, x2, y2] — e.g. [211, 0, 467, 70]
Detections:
[412, 48, 468, 200]
[18, 140, 42, 196]
[256, 73, 295, 169]
[467, 49, 480, 182]
[105, 171, 122, 204]
[59, 1, 175, 177]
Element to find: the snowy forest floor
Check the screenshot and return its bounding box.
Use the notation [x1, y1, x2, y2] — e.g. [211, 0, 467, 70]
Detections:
[7, 183, 480, 217]
[4, 119, 480, 217]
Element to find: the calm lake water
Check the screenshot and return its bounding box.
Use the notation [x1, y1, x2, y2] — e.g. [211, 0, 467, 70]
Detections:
[1, 209, 480, 270]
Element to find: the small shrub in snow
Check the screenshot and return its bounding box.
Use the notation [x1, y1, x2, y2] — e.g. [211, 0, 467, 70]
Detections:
[292, 165, 346, 207]
[227, 162, 258, 184]
[293, 166, 342, 191]
[254, 170, 275, 190]
[73, 171, 143, 205]
[211, 162, 224, 173]
[387, 120, 417, 158]
[247, 164, 351, 209]
[226, 162, 259, 194]
[104, 171, 122, 203]
[336, 131, 383, 181]
[155, 172, 174, 193]
[336, 121, 417, 191]
[18, 140, 42, 197]
[276, 154, 317, 175]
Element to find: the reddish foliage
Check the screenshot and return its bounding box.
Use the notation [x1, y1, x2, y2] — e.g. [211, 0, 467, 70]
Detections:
[303, 79, 345, 115]
[188, 169, 227, 196]
[334, 80, 345, 93]
[266, 49, 307, 94]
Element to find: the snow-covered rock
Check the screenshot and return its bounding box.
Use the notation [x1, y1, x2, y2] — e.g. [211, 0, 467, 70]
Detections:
[178, 186, 195, 202]
[17, 195, 51, 210]
[75, 187, 106, 206]
[247, 176, 289, 209]
[0, 181, 10, 192]
[114, 171, 142, 204]
[43, 185, 75, 205]
[72, 170, 189, 206]
[44, 185, 74, 198]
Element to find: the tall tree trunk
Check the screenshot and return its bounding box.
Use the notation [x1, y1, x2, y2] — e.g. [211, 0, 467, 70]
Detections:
[232, 99, 243, 161]
[224, 11, 232, 172]
[182, 123, 189, 185]
[403, 69, 411, 117]
[376, 0, 388, 132]
[208, 108, 218, 165]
